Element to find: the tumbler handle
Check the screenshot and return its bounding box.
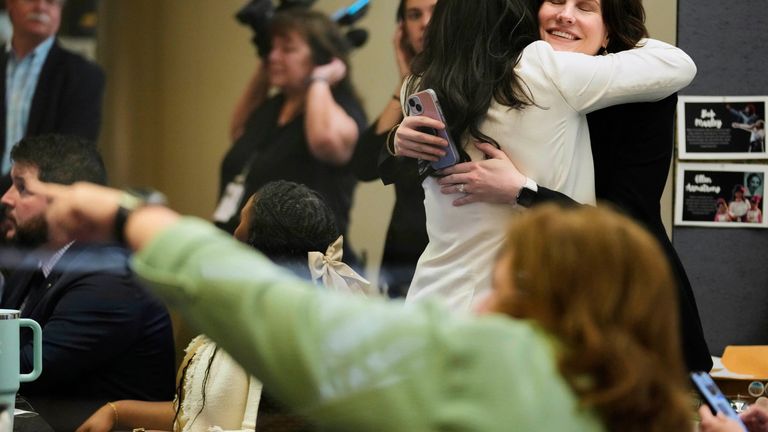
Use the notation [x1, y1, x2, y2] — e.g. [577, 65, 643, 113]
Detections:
[18, 319, 42, 382]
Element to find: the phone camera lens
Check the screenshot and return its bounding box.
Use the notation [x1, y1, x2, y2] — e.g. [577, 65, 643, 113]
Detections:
[408, 98, 416, 107]
[415, 104, 422, 112]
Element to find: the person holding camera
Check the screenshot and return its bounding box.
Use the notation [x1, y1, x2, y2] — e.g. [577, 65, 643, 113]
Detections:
[217, 8, 366, 266]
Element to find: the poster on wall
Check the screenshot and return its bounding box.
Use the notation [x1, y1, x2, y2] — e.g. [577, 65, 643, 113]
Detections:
[677, 96, 767, 160]
[675, 163, 768, 228]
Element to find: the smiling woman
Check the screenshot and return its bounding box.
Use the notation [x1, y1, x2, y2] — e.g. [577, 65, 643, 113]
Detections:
[538, 0, 607, 54]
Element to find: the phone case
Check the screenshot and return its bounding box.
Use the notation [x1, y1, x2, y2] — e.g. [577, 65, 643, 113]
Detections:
[691, 371, 747, 430]
[406, 89, 461, 170]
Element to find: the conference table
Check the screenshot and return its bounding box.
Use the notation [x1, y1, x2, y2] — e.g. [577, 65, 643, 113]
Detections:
[13, 397, 54, 432]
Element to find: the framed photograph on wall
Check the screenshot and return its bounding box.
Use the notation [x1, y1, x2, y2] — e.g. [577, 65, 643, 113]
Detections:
[677, 96, 767, 160]
[675, 163, 768, 228]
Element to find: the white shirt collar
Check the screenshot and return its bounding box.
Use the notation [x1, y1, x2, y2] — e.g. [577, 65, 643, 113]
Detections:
[41, 241, 74, 278]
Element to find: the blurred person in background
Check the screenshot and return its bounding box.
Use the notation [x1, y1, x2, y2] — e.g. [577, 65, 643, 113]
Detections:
[349, 0, 436, 298]
[217, 8, 366, 268]
[0, 135, 173, 431]
[0, 0, 104, 188]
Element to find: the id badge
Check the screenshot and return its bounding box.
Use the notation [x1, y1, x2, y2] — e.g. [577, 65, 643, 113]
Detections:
[212, 180, 246, 223]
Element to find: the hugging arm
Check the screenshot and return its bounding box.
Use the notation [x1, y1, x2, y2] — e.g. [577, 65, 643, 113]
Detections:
[533, 38, 697, 113]
[436, 142, 583, 208]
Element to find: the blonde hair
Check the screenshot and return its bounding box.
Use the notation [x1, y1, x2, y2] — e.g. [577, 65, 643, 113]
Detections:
[495, 204, 691, 432]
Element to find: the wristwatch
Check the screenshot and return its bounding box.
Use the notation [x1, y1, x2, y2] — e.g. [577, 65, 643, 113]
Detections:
[113, 188, 168, 244]
[515, 177, 538, 208]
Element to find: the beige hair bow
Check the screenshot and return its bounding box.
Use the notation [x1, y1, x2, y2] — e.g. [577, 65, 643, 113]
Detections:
[307, 235, 377, 296]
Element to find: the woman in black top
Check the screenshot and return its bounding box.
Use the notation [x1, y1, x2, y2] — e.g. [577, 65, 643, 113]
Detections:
[218, 9, 366, 265]
[349, 0, 436, 297]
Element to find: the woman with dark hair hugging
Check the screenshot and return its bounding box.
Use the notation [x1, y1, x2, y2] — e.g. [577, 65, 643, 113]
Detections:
[393, 0, 697, 318]
[76, 181, 369, 432]
[400, 0, 712, 371]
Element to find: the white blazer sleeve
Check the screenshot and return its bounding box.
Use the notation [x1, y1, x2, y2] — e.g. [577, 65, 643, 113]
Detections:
[528, 38, 697, 113]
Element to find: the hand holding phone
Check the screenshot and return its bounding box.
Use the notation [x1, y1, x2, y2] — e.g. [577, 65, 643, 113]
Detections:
[406, 89, 461, 170]
[692, 371, 748, 431]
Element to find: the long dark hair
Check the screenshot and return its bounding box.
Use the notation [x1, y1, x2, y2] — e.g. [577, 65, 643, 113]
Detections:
[406, 0, 539, 147]
[600, 0, 648, 53]
[173, 344, 221, 429]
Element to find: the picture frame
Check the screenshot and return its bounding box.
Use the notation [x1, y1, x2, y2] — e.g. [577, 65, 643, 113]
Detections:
[677, 96, 767, 160]
[675, 162, 768, 228]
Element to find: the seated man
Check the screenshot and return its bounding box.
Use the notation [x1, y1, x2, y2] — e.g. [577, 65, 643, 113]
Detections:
[0, 135, 175, 429]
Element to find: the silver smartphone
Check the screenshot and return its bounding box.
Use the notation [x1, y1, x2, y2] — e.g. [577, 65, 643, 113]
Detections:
[406, 89, 461, 170]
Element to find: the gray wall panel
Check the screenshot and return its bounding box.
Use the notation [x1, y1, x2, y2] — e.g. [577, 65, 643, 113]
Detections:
[675, 0, 768, 355]
[674, 228, 768, 354]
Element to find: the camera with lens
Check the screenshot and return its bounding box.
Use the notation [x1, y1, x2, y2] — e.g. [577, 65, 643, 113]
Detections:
[236, 0, 370, 58]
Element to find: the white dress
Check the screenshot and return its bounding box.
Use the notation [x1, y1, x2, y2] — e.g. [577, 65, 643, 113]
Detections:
[177, 335, 262, 432]
[406, 39, 697, 311]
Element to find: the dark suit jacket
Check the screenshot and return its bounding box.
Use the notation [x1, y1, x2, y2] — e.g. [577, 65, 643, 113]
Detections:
[0, 40, 104, 191]
[534, 94, 713, 372]
[1, 244, 175, 430]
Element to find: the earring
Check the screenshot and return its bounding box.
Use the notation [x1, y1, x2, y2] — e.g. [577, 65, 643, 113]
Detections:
[599, 40, 609, 55]
[599, 45, 608, 55]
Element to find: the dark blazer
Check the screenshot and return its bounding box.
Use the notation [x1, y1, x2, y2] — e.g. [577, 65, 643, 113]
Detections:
[0, 40, 104, 191]
[0, 39, 105, 145]
[534, 94, 713, 372]
[1, 244, 175, 430]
